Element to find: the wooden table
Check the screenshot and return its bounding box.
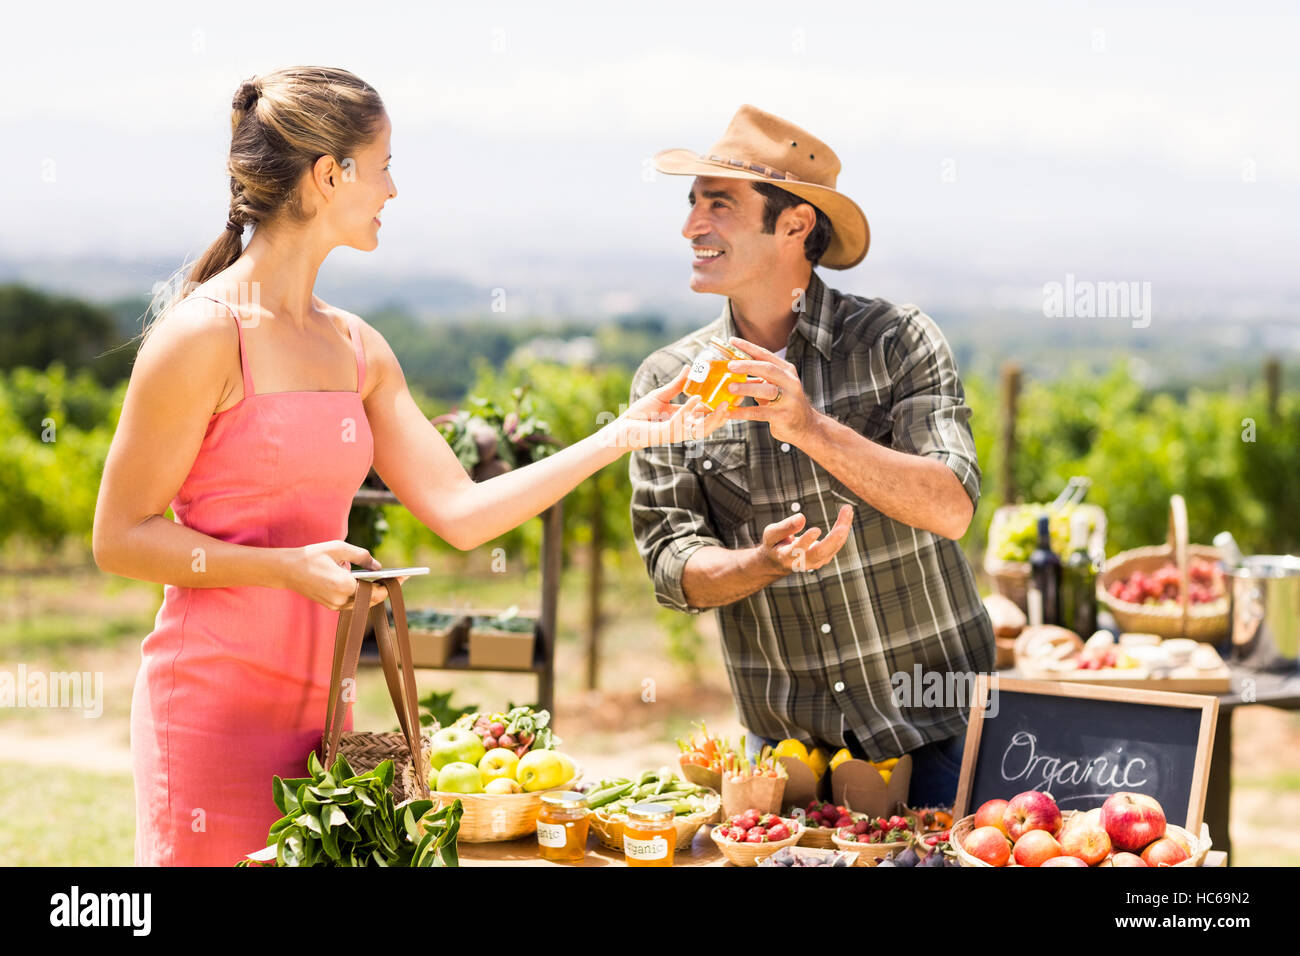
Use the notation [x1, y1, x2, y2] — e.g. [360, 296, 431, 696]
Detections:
[459, 826, 724, 867]
[457, 829, 1225, 867]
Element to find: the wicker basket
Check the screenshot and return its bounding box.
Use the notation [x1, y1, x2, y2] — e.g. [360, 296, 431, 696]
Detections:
[428, 766, 583, 843]
[320, 578, 431, 804]
[831, 831, 909, 866]
[951, 811, 1211, 867]
[1098, 495, 1230, 641]
[985, 504, 1107, 612]
[588, 791, 721, 852]
[710, 819, 803, 866]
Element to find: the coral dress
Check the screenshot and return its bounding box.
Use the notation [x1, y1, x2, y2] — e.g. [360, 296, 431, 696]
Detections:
[130, 295, 373, 866]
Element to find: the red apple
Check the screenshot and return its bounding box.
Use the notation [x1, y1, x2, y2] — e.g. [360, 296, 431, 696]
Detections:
[1140, 837, 1190, 867]
[1059, 815, 1112, 866]
[1109, 851, 1149, 867]
[1041, 855, 1088, 866]
[1003, 791, 1062, 841]
[963, 826, 1012, 867]
[1101, 792, 1166, 852]
[1013, 828, 1063, 867]
[974, 798, 1010, 836]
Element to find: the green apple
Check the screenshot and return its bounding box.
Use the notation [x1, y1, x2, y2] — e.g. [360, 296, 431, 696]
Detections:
[429, 726, 486, 771]
[436, 761, 484, 794]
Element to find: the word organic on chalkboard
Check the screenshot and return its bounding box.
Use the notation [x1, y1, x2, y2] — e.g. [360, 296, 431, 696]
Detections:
[953, 677, 1217, 832]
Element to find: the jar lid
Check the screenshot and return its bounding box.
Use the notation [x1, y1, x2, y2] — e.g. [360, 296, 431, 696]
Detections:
[540, 790, 588, 809]
[627, 801, 675, 823]
[708, 336, 750, 359]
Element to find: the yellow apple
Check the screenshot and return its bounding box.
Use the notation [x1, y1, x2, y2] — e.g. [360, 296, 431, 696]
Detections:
[516, 750, 566, 792]
[484, 777, 522, 795]
[552, 751, 577, 785]
[478, 748, 520, 785]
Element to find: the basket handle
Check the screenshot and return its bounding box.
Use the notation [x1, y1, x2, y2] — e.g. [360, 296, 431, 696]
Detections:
[322, 578, 430, 797]
[1167, 494, 1190, 637]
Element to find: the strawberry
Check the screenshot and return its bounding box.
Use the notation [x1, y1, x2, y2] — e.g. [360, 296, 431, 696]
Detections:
[853, 819, 871, 835]
[746, 828, 767, 844]
[767, 824, 791, 842]
[858, 834, 871, 844]
[761, 813, 781, 829]
[834, 815, 854, 828]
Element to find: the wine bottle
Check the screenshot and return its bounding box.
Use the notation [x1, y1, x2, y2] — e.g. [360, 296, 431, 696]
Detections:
[1028, 514, 1061, 627]
[1061, 511, 1097, 636]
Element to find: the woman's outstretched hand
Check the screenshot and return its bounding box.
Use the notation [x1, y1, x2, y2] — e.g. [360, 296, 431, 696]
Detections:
[611, 364, 730, 450]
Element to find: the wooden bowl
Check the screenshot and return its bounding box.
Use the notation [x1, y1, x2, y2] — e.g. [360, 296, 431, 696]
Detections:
[710, 818, 803, 866]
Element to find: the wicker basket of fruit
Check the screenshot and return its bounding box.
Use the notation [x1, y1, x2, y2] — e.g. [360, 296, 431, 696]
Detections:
[586, 770, 721, 851]
[830, 813, 913, 866]
[985, 497, 1106, 612]
[425, 706, 581, 842]
[952, 791, 1211, 867]
[711, 811, 803, 866]
[791, 800, 862, 849]
[1099, 495, 1229, 641]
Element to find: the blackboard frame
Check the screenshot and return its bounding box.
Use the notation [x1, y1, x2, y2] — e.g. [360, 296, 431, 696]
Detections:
[953, 676, 1219, 832]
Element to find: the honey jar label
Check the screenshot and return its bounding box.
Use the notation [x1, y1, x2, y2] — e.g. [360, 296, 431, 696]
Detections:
[624, 834, 669, 861]
[687, 352, 715, 384]
[537, 822, 567, 848]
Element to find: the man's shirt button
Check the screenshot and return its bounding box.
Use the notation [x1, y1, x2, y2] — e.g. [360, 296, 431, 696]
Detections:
[833, 681, 846, 693]
[791, 502, 801, 513]
[821, 623, 831, 634]
[780, 442, 791, 452]
[702, 459, 713, 470]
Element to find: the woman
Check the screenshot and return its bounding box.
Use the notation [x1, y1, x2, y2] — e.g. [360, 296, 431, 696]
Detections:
[91, 66, 726, 866]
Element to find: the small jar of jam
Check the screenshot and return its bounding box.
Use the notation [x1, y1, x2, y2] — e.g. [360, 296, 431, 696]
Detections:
[623, 802, 676, 867]
[537, 791, 589, 862]
[683, 338, 753, 412]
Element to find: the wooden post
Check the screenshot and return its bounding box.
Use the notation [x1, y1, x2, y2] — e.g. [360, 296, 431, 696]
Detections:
[538, 502, 563, 720]
[1264, 356, 1281, 424]
[585, 498, 603, 691]
[1000, 363, 1021, 505]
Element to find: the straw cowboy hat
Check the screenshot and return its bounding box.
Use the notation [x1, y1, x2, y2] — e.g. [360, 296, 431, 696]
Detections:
[654, 104, 870, 269]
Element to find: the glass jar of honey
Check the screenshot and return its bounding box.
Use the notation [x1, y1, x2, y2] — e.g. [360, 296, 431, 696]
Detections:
[683, 338, 752, 412]
[537, 791, 589, 863]
[623, 802, 676, 867]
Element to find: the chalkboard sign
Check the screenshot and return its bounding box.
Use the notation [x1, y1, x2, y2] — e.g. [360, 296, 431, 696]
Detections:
[953, 677, 1218, 832]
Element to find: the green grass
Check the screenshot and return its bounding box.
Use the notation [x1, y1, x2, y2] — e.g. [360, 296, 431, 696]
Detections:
[0, 762, 135, 866]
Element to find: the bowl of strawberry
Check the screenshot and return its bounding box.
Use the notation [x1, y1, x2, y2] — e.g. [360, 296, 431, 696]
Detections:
[791, 799, 862, 849]
[711, 809, 803, 866]
[831, 814, 915, 866]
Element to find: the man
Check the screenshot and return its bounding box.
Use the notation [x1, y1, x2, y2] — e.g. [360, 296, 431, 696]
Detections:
[629, 105, 995, 808]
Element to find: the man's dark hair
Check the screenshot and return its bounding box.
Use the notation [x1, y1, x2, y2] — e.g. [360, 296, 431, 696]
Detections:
[751, 182, 833, 267]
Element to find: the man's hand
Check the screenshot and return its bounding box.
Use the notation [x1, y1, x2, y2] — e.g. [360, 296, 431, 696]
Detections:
[758, 506, 855, 573]
[720, 336, 819, 445]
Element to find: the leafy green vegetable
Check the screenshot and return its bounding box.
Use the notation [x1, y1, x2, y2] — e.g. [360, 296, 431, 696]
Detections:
[237, 751, 462, 867]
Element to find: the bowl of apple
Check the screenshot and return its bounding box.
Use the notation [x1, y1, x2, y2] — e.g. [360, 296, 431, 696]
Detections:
[425, 724, 581, 842]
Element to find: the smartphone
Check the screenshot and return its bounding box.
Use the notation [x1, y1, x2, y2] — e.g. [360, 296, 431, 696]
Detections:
[350, 566, 430, 582]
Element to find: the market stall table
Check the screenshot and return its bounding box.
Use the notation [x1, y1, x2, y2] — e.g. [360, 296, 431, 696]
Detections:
[458, 826, 725, 867]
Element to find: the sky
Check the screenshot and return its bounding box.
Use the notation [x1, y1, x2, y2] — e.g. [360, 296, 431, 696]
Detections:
[2, 0, 1298, 317]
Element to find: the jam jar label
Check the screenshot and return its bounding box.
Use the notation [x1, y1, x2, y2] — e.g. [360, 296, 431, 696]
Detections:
[624, 834, 669, 860]
[537, 822, 567, 848]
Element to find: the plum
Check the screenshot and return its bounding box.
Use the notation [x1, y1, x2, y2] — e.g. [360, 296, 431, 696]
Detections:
[895, 847, 920, 867]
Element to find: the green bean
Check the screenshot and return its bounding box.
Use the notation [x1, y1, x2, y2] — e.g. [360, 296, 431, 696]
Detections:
[585, 781, 635, 808]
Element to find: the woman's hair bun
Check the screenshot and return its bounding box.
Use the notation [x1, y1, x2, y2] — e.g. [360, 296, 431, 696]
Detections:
[233, 78, 261, 114]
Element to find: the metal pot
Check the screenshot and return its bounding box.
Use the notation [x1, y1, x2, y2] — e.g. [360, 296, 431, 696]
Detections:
[1225, 554, 1300, 670]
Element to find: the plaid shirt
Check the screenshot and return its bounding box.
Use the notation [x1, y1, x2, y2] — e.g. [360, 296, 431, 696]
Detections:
[628, 272, 994, 759]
